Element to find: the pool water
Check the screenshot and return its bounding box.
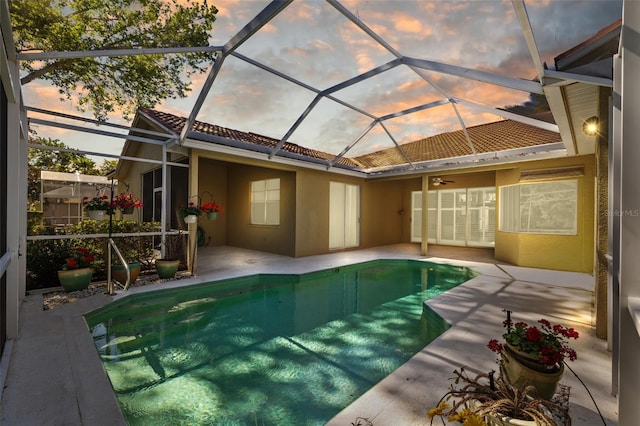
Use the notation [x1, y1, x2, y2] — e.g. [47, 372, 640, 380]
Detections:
[85, 259, 476, 425]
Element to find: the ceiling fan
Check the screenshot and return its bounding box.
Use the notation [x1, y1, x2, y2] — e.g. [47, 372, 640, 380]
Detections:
[432, 177, 455, 186]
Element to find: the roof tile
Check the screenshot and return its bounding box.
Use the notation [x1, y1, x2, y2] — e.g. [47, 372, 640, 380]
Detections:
[139, 108, 561, 171]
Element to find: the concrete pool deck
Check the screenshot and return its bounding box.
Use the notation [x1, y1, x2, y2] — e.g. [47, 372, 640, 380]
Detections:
[0, 244, 618, 425]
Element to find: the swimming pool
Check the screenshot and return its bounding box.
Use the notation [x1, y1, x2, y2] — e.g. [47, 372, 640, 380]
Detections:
[85, 259, 476, 425]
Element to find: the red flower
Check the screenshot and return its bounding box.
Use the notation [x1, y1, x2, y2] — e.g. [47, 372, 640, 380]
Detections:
[526, 326, 542, 342]
[488, 312, 579, 366]
[487, 339, 503, 353]
[200, 201, 223, 213]
[61, 246, 95, 270]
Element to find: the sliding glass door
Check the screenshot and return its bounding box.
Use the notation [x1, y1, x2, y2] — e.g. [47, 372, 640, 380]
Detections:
[329, 182, 360, 250]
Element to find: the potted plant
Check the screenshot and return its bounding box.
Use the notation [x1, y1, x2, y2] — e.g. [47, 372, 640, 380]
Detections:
[487, 311, 579, 400]
[428, 367, 569, 426]
[57, 246, 95, 292]
[200, 201, 222, 220]
[155, 258, 180, 279]
[180, 202, 202, 224]
[110, 193, 143, 215]
[154, 233, 186, 280]
[83, 195, 111, 220]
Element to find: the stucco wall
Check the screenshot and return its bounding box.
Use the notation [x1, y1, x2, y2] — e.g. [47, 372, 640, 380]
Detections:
[197, 158, 228, 246]
[226, 163, 296, 256]
[495, 155, 596, 273]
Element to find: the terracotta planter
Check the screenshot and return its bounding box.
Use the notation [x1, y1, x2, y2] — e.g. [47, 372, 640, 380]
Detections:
[87, 210, 106, 220]
[155, 259, 180, 279]
[206, 211, 218, 220]
[111, 262, 141, 285]
[183, 214, 198, 224]
[501, 345, 563, 400]
[57, 268, 93, 292]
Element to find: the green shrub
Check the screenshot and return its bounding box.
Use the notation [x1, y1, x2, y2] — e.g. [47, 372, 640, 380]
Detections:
[26, 220, 161, 290]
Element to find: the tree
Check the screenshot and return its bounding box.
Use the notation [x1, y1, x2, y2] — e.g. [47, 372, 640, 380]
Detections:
[11, 0, 218, 121]
[98, 159, 118, 175]
[28, 136, 99, 209]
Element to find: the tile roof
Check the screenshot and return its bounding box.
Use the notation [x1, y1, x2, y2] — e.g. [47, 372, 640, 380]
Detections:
[139, 108, 562, 172]
[354, 118, 561, 169]
[139, 108, 360, 168]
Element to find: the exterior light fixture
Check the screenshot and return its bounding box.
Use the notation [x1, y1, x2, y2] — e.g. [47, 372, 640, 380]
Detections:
[583, 116, 599, 136]
[432, 177, 454, 186]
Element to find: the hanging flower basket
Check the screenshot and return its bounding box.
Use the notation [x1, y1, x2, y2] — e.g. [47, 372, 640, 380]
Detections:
[88, 210, 106, 220]
[83, 196, 110, 220]
[180, 202, 202, 225]
[110, 193, 143, 214]
[200, 201, 222, 217]
[184, 214, 198, 224]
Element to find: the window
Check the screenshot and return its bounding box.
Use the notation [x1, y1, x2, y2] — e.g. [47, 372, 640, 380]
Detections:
[427, 187, 495, 247]
[499, 180, 578, 235]
[141, 166, 188, 229]
[251, 178, 280, 225]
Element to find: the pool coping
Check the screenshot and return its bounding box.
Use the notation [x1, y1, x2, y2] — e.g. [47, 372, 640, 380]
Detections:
[1, 248, 617, 426]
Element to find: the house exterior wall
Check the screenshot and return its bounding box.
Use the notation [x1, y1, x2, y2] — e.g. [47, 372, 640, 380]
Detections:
[188, 151, 421, 258]
[293, 171, 420, 257]
[495, 155, 596, 273]
[226, 162, 297, 257]
[294, 169, 332, 257]
[197, 158, 228, 246]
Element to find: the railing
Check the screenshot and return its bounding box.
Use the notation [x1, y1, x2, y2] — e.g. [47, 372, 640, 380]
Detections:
[107, 238, 130, 294]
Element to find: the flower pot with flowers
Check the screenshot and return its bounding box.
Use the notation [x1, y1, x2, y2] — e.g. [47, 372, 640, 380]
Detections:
[83, 195, 111, 220]
[180, 202, 202, 224]
[110, 193, 143, 215]
[200, 201, 222, 220]
[57, 247, 95, 292]
[487, 310, 579, 400]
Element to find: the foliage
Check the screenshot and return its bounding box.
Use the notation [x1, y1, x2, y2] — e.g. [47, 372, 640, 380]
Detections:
[27, 220, 160, 289]
[98, 159, 118, 175]
[487, 312, 579, 367]
[11, 0, 219, 121]
[110, 193, 143, 211]
[26, 227, 74, 290]
[199, 201, 222, 213]
[427, 368, 567, 426]
[60, 246, 94, 270]
[180, 201, 202, 217]
[83, 195, 110, 211]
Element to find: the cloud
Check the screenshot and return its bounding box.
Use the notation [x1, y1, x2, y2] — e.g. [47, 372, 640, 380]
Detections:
[22, 0, 622, 159]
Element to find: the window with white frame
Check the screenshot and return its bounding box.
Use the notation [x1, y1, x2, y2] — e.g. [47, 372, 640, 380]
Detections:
[499, 180, 578, 235]
[251, 178, 280, 225]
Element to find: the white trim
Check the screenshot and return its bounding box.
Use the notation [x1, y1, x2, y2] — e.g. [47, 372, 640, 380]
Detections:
[0, 251, 12, 277]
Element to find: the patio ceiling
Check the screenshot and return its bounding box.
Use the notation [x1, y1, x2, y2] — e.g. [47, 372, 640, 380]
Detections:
[16, 0, 621, 174]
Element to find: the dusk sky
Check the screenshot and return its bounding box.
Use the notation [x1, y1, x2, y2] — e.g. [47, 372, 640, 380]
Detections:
[22, 0, 622, 163]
